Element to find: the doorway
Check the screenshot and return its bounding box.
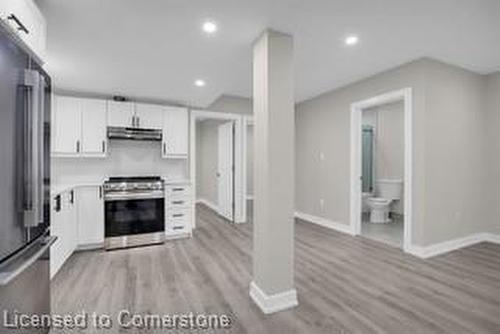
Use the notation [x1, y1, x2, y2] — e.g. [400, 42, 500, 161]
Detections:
[190, 110, 247, 226]
[350, 88, 413, 251]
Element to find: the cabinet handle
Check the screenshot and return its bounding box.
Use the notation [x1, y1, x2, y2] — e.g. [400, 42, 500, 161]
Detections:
[172, 188, 184, 192]
[76, 140, 80, 153]
[163, 142, 166, 155]
[173, 226, 184, 230]
[172, 200, 184, 205]
[98, 186, 103, 199]
[137, 116, 140, 128]
[132, 115, 137, 128]
[172, 213, 184, 218]
[54, 195, 61, 212]
[7, 14, 29, 34]
[102, 141, 106, 153]
[70, 190, 74, 204]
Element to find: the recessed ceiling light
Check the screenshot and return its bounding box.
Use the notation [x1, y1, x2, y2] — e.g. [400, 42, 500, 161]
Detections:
[345, 35, 359, 46]
[194, 79, 206, 87]
[202, 21, 218, 34]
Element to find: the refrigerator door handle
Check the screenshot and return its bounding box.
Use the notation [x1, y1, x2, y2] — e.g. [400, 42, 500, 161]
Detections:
[37, 73, 45, 224]
[22, 70, 41, 227]
[0, 235, 56, 286]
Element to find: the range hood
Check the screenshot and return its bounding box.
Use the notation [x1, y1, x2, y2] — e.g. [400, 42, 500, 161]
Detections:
[107, 127, 162, 141]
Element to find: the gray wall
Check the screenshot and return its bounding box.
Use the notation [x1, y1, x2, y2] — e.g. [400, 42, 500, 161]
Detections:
[296, 58, 491, 246]
[195, 121, 219, 205]
[363, 101, 405, 214]
[209, 95, 252, 115]
[486, 72, 500, 235]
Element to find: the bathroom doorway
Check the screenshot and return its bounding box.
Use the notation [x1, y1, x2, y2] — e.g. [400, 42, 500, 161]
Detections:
[350, 88, 413, 251]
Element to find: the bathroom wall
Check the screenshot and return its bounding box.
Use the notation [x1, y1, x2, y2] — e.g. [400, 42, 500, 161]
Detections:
[296, 57, 490, 247]
[52, 140, 188, 186]
[362, 101, 405, 214]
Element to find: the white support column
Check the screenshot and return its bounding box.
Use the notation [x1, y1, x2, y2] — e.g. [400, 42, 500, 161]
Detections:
[249, 30, 297, 314]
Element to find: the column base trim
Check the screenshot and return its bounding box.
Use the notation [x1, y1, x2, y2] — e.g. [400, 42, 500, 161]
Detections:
[249, 281, 298, 314]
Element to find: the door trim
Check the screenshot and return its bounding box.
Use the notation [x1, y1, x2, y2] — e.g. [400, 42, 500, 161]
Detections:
[190, 110, 247, 225]
[350, 88, 413, 252]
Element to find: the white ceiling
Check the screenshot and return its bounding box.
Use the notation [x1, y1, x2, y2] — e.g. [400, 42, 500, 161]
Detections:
[37, 0, 500, 107]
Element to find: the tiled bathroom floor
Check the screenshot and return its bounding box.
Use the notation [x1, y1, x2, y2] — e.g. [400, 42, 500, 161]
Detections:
[361, 213, 404, 248]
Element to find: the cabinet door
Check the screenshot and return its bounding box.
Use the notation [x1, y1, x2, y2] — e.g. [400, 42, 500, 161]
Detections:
[52, 96, 81, 156]
[81, 98, 107, 156]
[162, 107, 188, 158]
[0, 0, 45, 59]
[50, 194, 64, 279]
[135, 103, 163, 129]
[77, 186, 104, 246]
[107, 101, 135, 128]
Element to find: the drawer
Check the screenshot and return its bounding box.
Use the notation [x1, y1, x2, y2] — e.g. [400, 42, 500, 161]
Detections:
[167, 208, 191, 221]
[166, 196, 191, 209]
[166, 185, 191, 198]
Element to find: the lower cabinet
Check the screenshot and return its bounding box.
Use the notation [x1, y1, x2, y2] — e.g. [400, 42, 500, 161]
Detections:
[50, 190, 77, 279]
[165, 184, 193, 237]
[77, 186, 104, 247]
[50, 185, 104, 279]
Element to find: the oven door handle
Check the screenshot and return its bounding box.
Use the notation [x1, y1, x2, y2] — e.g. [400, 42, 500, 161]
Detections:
[104, 192, 165, 201]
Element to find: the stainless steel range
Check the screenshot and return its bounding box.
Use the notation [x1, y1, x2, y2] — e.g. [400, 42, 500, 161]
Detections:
[104, 176, 165, 250]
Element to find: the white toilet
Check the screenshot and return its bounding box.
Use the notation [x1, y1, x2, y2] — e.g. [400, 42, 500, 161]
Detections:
[366, 179, 403, 223]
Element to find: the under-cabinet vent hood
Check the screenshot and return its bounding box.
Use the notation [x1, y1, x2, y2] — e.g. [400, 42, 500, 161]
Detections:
[107, 127, 162, 141]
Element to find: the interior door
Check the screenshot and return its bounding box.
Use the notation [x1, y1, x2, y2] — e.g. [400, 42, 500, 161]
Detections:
[81, 98, 107, 156]
[217, 121, 234, 221]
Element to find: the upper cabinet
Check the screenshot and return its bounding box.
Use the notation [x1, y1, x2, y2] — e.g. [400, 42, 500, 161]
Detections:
[135, 103, 164, 130]
[107, 101, 135, 128]
[162, 107, 189, 158]
[52, 96, 108, 158]
[0, 0, 47, 60]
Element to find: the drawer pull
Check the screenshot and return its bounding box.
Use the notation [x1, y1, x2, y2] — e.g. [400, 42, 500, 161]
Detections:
[173, 226, 184, 230]
[172, 200, 184, 205]
[172, 188, 184, 192]
[172, 214, 184, 218]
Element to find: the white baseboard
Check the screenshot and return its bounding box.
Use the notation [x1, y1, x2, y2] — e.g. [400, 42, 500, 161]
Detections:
[407, 233, 500, 259]
[76, 243, 103, 251]
[249, 281, 298, 314]
[483, 233, 500, 244]
[295, 211, 355, 236]
[196, 198, 219, 213]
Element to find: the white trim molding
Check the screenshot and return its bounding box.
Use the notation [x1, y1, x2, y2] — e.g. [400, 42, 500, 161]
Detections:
[350, 88, 414, 252]
[249, 281, 298, 314]
[196, 198, 219, 214]
[408, 233, 500, 259]
[295, 212, 355, 236]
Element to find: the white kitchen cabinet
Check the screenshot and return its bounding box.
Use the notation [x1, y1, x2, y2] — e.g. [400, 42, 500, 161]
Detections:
[81, 98, 108, 156]
[107, 100, 135, 128]
[135, 103, 164, 129]
[52, 96, 81, 156]
[165, 184, 193, 238]
[162, 107, 189, 158]
[52, 95, 108, 157]
[50, 190, 78, 279]
[77, 186, 104, 247]
[0, 0, 46, 60]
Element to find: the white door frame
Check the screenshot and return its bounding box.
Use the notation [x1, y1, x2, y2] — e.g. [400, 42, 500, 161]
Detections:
[190, 110, 247, 225]
[350, 88, 413, 251]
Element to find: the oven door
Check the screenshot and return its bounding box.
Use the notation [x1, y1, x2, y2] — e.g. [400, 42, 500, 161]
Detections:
[105, 197, 165, 238]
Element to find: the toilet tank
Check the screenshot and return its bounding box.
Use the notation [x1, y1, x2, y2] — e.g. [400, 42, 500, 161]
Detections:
[377, 179, 403, 200]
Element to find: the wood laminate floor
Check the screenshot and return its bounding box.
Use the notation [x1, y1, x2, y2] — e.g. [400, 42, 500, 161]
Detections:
[51, 204, 500, 333]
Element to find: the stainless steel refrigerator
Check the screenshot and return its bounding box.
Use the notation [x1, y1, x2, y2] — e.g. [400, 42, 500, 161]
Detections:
[0, 24, 55, 333]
